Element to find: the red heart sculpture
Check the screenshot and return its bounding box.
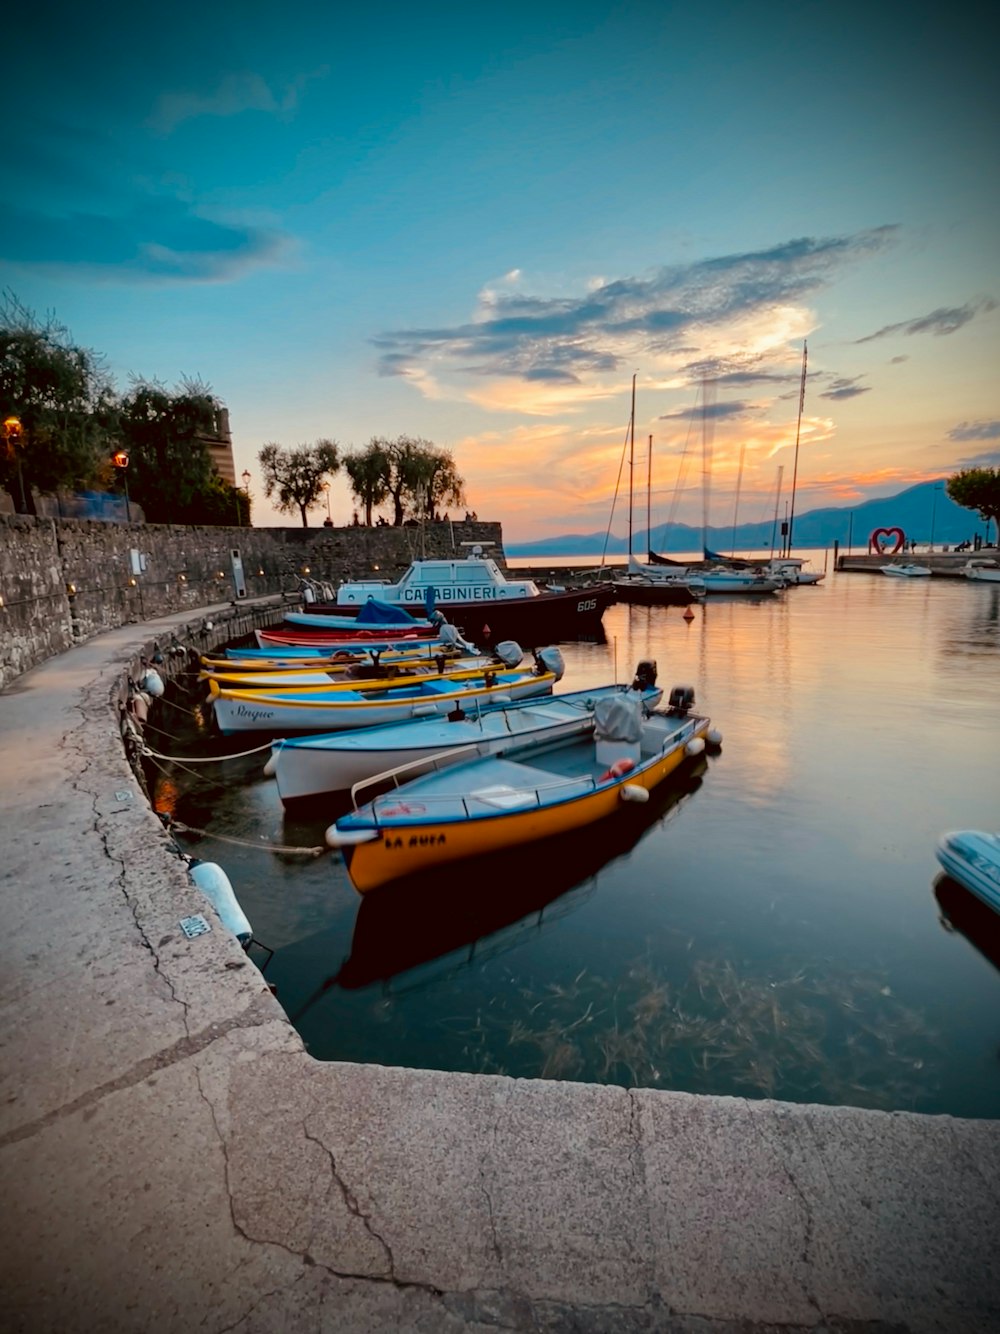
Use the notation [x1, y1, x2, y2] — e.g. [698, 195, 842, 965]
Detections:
[869, 526, 905, 554]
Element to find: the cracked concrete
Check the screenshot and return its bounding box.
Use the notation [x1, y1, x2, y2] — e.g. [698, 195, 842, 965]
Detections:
[1, 601, 998, 1332]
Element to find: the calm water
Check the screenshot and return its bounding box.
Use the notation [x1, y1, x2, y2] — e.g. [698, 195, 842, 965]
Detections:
[154, 565, 1000, 1117]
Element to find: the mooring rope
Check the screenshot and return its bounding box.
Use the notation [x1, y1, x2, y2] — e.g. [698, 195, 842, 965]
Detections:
[162, 816, 327, 858]
[139, 738, 275, 764]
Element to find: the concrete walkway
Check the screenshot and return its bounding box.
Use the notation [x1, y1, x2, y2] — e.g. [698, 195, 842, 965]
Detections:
[0, 605, 997, 1333]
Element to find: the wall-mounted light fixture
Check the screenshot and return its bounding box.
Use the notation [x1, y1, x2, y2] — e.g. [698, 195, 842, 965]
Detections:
[217, 570, 226, 579]
[129, 577, 138, 587]
[66, 583, 77, 597]
[301, 565, 311, 575]
[177, 572, 187, 582]
[372, 563, 380, 571]
[257, 568, 264, 576]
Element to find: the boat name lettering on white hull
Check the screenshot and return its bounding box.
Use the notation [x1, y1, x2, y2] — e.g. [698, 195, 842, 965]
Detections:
[400, 586, 507, 602]
[236, 704, 277, 722]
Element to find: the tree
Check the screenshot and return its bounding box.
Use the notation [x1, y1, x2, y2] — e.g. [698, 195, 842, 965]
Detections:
[947, 468, 1000, 542]
[372, 436, 466, 525]
[259, 439, 340, 527]
[0, 293, 116, 513]
[117, 377, 223, 523]
[343, 439, 390, 525]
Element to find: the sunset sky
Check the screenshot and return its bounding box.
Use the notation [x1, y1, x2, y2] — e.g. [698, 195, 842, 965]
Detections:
[3, 1, 997, 541]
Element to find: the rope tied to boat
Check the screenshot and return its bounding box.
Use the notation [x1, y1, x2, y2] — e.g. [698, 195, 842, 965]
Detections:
[138, 739, 276, 764]
[159, 814, 327, 858]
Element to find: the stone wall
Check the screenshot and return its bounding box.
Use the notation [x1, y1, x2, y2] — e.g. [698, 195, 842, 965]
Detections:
[0, 516, 505, 688]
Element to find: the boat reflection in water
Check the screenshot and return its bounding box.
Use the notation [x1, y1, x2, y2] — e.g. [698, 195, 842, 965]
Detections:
[332, 762, 706, 994]
[934, 874, 1000, 974]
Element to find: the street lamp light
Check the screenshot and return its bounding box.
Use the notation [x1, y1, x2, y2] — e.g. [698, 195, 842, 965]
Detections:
[112, 449, 131, 523]
[3, 416, 26, 512]
[322, 480, 332, 526]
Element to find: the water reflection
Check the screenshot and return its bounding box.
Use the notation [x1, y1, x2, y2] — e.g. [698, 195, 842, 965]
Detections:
[335, 765, 706, 992]
[934, 874, 1000, 974]
[154, 570, 1000, 1116]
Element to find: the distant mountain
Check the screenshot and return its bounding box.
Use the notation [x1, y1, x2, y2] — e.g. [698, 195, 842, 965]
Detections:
[506, 481, 989, 556]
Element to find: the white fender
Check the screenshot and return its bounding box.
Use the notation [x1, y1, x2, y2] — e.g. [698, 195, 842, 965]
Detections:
[141, 668, 165, 697]
[129, 693, 149, 723]
[706, 728, 723, 748]
[621, 784, 649, 803]
[411, 703, 438, 717]
[263, 740, 285, 778]
[326, 825, 380, 848]
[188, 860, 253, 945]
[685, 736, 706, 757]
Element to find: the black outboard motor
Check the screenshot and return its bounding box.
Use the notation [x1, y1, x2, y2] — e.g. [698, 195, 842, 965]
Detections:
[666, 685, 696, 715]
[632, 659, 658, 692]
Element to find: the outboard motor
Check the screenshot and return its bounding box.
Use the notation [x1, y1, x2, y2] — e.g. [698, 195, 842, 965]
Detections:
[535, 646, 566, 682]
[438, 622, 477, 653]
[492, 640, 524, 669]
[666, 685, 696, 715]
[631, 659, 658, 692]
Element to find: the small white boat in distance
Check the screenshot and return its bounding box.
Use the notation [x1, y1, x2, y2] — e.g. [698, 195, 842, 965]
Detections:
[881, 562, 931, 577]
[765, 557, 825, 586]
[936, 830, 1000, 914]
[963, 558, 1000, 583]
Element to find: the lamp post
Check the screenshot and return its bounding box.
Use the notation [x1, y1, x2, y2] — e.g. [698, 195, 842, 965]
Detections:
[241, 470, 251, 528]
[112, 449, 131, 523]
[322, 480, 332, 526]
[929, 482, 943, 551]
[3, 416, 26, 512]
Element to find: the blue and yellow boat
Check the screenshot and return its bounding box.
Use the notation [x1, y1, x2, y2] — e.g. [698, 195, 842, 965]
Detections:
[326, 687, 720, 892]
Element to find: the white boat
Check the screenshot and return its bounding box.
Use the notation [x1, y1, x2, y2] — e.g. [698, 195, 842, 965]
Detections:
[936, 830, 1000, 914]
[963, 558, 1000, 583]
[336, 545, 542, 607]
[208, 650, 564, 736]
[881, 562, 931, 577]
[266, 665, 663, 807]
[764, 557, 825, 586]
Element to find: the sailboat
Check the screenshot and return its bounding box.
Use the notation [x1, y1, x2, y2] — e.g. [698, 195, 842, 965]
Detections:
[645, 380, 781, 596]
[609, 376, 704, 605]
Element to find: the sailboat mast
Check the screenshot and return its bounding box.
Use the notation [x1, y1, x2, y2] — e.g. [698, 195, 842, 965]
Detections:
[731, 443, 746, 556]
[627, 373, 636, 560]
[646, 434, 652, 558]
[785, 340, 808, 558]
[770, 464, 784, 559]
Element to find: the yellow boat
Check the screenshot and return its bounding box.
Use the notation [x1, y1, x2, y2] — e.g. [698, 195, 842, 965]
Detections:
[326, 688, 720, 892]
[209, 650, 564, 735]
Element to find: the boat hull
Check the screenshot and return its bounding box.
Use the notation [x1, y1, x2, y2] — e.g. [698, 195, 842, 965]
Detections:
[317, 584, 615, 648]
[936, 830, 1000, 914]
[331, 713, 710, 892]
[612, 578, 700, 606]
[270, 683, 664, 805]
[210, 672, 556, 735]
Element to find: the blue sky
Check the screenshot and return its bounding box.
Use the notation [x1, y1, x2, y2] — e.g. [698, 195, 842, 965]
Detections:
[3, 1, 997, 540]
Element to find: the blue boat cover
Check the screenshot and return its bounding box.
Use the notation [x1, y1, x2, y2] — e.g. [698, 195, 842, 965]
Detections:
[356, 598, 421, 626]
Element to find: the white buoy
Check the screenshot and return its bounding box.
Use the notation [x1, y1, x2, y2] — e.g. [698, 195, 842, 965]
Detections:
[621, 784, 650, 803]
[188, 860, 253, 946]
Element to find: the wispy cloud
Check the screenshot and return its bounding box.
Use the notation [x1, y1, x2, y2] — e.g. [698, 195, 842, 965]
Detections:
[374, 228, 897, 413]
[1, 199, 291, 283]
[147, 68, 327, 135]
[855, 298, 996, 344]
[948, 419, 1000, 442]
[819, 376, 870, 401]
